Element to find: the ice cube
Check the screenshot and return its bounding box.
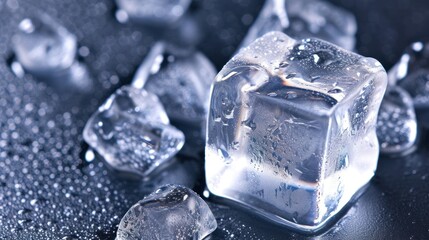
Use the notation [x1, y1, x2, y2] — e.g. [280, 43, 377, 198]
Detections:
[115, 0, 191, 25]
[205, 32, 387, 232]
[11, 13, 77, 74]
[116, 184, 217, 240]
[83, 86, 185, 177]
[241, 0, 356, 50]
[132, 42, 216, 152]
[377, 87, 418, 156]
[389, 42, 429, 109]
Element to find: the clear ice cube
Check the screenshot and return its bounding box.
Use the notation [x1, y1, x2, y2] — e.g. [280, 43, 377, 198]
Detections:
[240, 0, 357, 50]
[11, 13, 77, 74]
[389, 42, 429, 109]
[115, 0, 191, 25]
[116, 184, 217, 240]
[83, 86, 185, 177]
[132, 42, 216, 153]
[205, 32, 387, 232]
[377, 86, 418, 155]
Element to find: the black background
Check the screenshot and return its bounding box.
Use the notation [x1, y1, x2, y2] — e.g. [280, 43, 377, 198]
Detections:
[1, 0, 429, 239]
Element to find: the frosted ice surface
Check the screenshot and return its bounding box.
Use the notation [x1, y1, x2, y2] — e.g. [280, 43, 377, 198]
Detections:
[116, 184, 217, 240]
[377, 87, 418, 156]
[12, 13, 77, 74]
[206, 32, 387, 232]
[115, 0, 191, 25]
[83, 86, 184, 177]
[241, 0, 356, 50]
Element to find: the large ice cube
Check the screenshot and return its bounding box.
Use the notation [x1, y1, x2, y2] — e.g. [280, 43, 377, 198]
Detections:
[83, 86, 184, 177]
[205, 32, 387, 232]
[115, 0, 191, 25]
[116, 184, 217, 240]
[132, 42, 216, 155]
[377, 86, 418, 155]
[241, 0, 356, 50]
[11, 13, 77, 74]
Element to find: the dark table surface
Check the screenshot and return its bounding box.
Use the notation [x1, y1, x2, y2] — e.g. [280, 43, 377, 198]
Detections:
[1, 0, 429, 239]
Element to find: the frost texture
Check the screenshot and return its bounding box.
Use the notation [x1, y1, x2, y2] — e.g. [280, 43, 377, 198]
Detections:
[116, 184, 217, 240]
[206, 32, 387, 232]
[241, 0, 356, 50]
[83, 86, 184, 177]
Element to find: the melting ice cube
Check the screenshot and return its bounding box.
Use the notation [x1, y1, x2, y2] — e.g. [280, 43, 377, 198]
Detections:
[11, 13, 93, 92]
[12, 13, 77, 74]
[241, 0, 356, 50]
[83, 86, 184, 177]
[132, 42, 216, 156]
[116, 184, 217, 240]
[115, 0, 191, 25]
[377, 87, 418, 156]
[205, 32, 387, 232]
[132, 42, 216, 125]
[389, 42, 429, 109]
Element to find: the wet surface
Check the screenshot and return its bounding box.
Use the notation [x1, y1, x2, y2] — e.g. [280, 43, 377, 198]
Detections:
[1, 0, 429, 239]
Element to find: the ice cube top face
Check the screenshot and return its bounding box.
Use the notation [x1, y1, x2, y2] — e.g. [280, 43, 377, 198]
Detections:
[12, 13, 77, 74]
[115, 0, 191, 25]
[134, 43, 217, 124]
[206, 32, 387, 232]
[83, 86, 184, 177]
[116, 184, 217, 240]
[241, 0, 356, 51]
[389, 42, 429, 108]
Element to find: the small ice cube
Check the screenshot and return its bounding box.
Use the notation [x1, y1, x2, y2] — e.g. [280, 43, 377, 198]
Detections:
[115, 0, 191, 25]
[116, 184, 217, 240]
[377, 86, 418, 156]
[83, 86, 184, 177]
[241, 0, 356, 50]
[132, 42, 216, 147]
[389, 41, 429, 109]
[206, 32, 387, 232]
[12, 13, 77, 74]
